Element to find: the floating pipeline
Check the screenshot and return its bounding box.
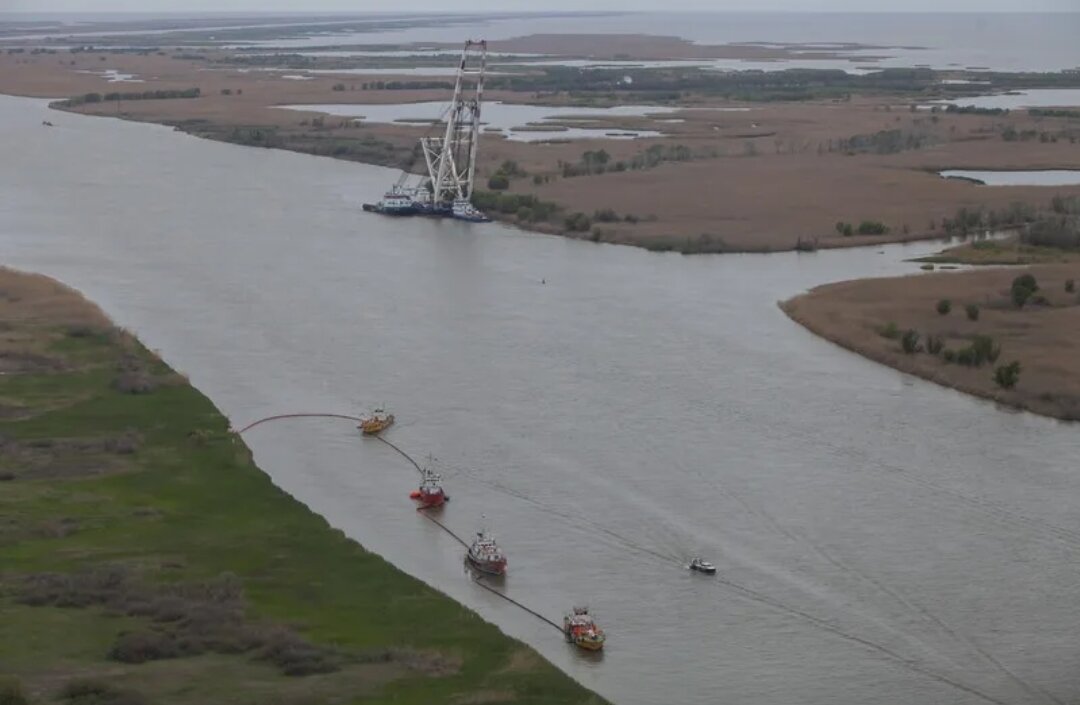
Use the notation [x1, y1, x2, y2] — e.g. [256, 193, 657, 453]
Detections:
[235, 411, 564, 635]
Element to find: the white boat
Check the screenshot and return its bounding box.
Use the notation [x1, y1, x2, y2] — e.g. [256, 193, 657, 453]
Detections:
[689, 558, 716, 575]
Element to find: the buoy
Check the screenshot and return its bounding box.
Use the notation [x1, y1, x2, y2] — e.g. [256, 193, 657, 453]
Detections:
[409, 490, 422, 499]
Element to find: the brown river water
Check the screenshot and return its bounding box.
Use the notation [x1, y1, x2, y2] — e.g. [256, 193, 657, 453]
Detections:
[2, 94, 1079, 705]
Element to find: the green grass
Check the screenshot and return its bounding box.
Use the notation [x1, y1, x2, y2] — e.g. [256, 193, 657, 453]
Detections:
[914, 237, 1080, 265]
[0, 276, 605, 705]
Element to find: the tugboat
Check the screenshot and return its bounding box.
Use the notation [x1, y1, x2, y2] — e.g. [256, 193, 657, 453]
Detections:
[466, 525, 507, 576]
[689, 557, 717, 575]
[409, 469, 447, 508]
[563, 606, 605, 651]
[451, 198, 491, 223]
[358, 408, 395, 435]
[361, 187, 417, 216]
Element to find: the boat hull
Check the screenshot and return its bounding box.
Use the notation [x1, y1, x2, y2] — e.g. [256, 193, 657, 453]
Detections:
[362, 203, 417, 216]
[359, 415, 394, 435]
[572, 637, 605, 651]
[466, 554, 506, 576]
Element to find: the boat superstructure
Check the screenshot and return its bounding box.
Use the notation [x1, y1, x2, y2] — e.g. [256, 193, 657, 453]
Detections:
[363, 40, 491, 223]
[563, 606, 606, 651]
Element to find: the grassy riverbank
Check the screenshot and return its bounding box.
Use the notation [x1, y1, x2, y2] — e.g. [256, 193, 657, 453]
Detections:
[0, 268, 605, 705]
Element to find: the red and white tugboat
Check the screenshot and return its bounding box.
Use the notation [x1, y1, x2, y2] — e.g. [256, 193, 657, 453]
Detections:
[563, 606, 606, 651]
[466, 525, 507, 576]
[409, 469, 447, 508]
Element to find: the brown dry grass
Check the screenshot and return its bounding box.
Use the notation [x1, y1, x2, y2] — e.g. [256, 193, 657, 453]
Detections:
[781, 264, 1080, 420]
[0, 266, 111, 329]
[3, 50, 1080, 252]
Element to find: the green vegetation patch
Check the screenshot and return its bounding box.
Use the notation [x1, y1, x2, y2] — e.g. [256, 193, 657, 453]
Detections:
[0, 272, 603, 705]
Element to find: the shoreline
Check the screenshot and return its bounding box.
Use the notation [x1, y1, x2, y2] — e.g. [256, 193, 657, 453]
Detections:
[0, 266, 607, 704]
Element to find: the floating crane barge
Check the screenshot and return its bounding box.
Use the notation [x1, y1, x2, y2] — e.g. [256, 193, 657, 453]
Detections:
[363, 40, 491, 223]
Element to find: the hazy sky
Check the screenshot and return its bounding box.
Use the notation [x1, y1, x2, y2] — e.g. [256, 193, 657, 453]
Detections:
[6, 0, 1079, 12]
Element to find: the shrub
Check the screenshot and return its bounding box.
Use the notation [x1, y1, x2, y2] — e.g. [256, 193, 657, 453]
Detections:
[857, 220, 889, 235]
[593, 208, 619, 223]
[499, 160, 526, 177]
[1032, 294, 1049, 306]
[255, 629, 342, 676]
[563, 212, 591, 233]
[942, 349, 957, 363]
[994, 361, 1021, 389]
[108, 630, 181, 663]
[60, 677, 148, 705]
[486, 173, 509, 190]
[901, 329, 920, 354]
[965, 303, 980, 321]
[1012, 285, 1033, 308]
[925, 335, 944, 355]
[936, 299, 951, 315]
[1013, 273, 1038, 293]
[879, 321, 900, 339]
[331, 83, 346, 91]
[0, 677, 28, 705]
[970, 335, 1000, 365]
[1067, 279, 1075, 293]
[1011, 273, 1038, 308]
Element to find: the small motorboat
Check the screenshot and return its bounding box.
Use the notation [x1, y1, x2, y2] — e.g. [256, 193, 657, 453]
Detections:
[563, 606, 605, 651]
[358, 408, 394, 435]
[689, 558, 716, 575]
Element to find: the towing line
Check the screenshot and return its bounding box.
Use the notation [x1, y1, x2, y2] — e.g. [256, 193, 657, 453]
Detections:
[235, 411, 564, 634]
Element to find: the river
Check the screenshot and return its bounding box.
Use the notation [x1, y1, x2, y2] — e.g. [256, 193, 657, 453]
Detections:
[2, 94, 1078, 705]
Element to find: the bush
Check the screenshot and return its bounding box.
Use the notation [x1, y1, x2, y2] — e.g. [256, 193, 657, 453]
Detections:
[255, 629, 342, 676]
[1067, 279, 1075, 293]
[994, 361, 1021, 389]
[331, 83, 346, 91]
[936, 299, 951, 315]
[965, 303, 980, 321]
[971, 335, 1000, 365]
[942, 349, 957, 363]
[1013, 273, 1038, 293]
[925, 335, 944, 355]
[857, 220, 889, 235]
[108, 630, 182, 663]
[1011, 273, 1039, 308]
[486, 173, 509, 190]
[593, 208, 619, 223]
[901, 329, 920, 354]
[60, 677, 148, 705]
[0, 677, 28, 705]
[879, 321, 900, 339]
[835, 221, 854, 237]
[563, 212, 592, 233]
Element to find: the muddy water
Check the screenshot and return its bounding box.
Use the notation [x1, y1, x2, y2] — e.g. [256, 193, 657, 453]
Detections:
[3, 94, 1079, 705]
